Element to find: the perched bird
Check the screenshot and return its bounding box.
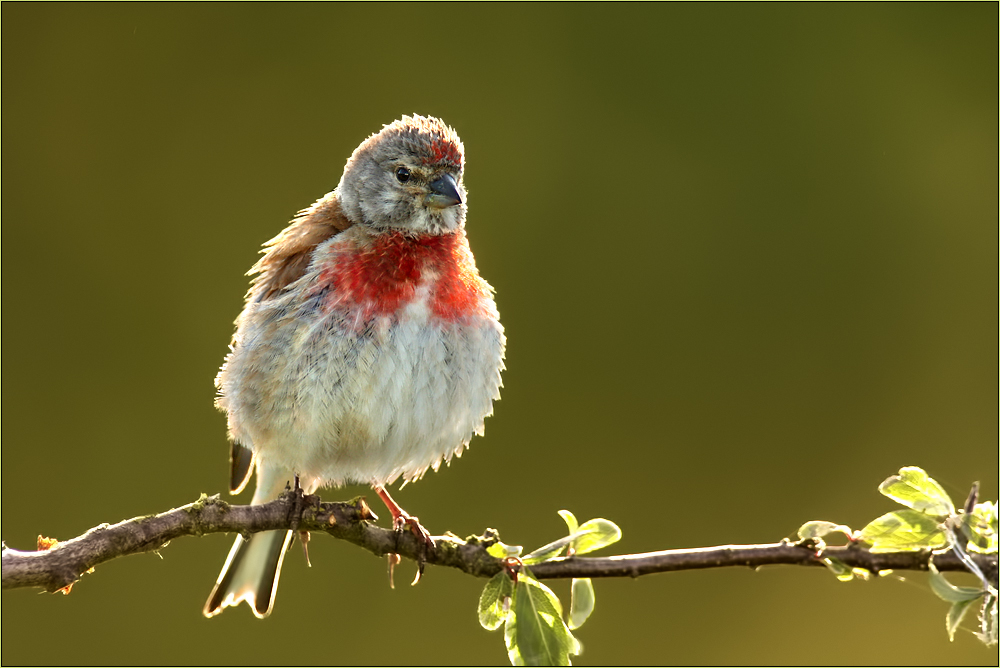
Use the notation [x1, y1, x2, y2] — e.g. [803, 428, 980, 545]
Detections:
[204, 115, 505, 618]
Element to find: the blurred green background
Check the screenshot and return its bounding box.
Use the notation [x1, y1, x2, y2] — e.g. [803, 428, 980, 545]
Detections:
[2, 4, 996, 665]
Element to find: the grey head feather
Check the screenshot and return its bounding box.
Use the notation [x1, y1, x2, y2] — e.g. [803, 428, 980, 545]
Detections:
[336, 115, 468, 235]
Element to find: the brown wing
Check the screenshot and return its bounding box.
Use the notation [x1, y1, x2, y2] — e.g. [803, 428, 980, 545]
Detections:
[225, 194, 351, 493]
[250, 192, 353, 302]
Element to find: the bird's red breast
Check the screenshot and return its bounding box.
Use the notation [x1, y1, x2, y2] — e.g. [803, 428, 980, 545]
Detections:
[316, 231, 494, 322]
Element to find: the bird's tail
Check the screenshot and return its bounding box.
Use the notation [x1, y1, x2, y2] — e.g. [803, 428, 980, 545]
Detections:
[203, 463, 312, 619]
[203, 528, 292, 618]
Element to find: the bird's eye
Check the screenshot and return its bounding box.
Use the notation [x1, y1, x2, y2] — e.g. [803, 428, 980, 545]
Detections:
[395, 166, 411, 183]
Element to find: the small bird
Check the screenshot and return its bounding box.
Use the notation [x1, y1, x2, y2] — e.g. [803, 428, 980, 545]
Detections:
[203, 115, 505, 618]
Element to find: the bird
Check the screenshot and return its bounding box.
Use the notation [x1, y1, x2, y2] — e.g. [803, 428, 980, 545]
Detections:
[203, 115, 505, 618]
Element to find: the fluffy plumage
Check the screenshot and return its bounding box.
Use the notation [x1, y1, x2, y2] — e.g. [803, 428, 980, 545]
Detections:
[204, 115, 505, 618]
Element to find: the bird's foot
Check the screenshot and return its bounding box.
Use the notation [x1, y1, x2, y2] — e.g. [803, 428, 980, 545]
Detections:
[373, 484, 433, 586]
[392, 513, 434, 549]
[373, 485, 436, 549]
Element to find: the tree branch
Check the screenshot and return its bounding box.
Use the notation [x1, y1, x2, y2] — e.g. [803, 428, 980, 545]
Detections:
[527, 542, 997, 586]
[3, 492, 996, 594]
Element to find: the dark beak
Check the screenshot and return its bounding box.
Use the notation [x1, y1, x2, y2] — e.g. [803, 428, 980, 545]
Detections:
[426, 173, 462, 209]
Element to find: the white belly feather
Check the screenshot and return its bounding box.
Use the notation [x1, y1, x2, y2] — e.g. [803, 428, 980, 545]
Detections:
[217, 273, 505, 487]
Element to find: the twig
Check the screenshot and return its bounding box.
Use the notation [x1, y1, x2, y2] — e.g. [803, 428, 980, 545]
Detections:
[527, 542, 997, 585]
[3, 492, 995, 594]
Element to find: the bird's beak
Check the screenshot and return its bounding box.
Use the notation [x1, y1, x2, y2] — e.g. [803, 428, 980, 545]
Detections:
[425, 173, 462, 209]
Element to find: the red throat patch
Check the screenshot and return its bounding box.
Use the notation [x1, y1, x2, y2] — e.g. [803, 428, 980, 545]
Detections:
[317, 232, 492, 321]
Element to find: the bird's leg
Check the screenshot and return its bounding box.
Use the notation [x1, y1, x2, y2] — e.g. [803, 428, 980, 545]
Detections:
[290, 475, 312, 567]
[373, 485, 435, 548]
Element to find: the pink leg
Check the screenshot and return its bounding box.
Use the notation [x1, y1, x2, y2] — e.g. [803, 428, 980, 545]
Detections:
[373, 485, 435, 547]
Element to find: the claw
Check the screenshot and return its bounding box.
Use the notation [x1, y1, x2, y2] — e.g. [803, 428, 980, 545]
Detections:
[373, 484, 435, 587]
[411, 559, 425, 586]
[387, 553, 401, 589]
[299, 530, 312, 567]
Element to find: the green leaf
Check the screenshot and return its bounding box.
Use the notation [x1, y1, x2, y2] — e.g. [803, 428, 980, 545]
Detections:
[963, 501, 999, 555]
[977, 594, 998, 647]
[570, 518, 622, 555]
[928, 563, 984, 604]
[558, 510, 579, 535]
[568, 578, 595, 630]
[523, 534, 578, 565]
[505, 571, 581, 666]
[487, 540, 523, 560]
[820, 556, 855, 582]
[479, 572, 515, 631]
[797, 521, 853, 541]
[946, 598, 980, 642]
[878, 467, 954, 518]
[523, 517, 623, 564]
[857, 509, 948, 552]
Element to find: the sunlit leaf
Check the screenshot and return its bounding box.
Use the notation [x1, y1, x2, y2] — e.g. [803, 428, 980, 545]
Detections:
[570, 519, 622, 555]
[820, 556, 854, 582]
[797, 521, 853, 541]
[857, 509, 948, 552]
[558, 510, 579, 536]
[568, 578, 595, 630]
[505, 572, 581, 666]
[487, 540, 523, 560]
[946, 598, 980, 642]
[928, 563, 984, 604]
[479, 571, 515, 631]
[963, 501, 999, 555]
[977, 594, 998, 647]
[523, 534, 579, 565]
[878, 467, 954, 518]
[524, 518, 623, 564]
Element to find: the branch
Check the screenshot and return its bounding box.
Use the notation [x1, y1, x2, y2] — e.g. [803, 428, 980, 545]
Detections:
[3, 492, 996, 594]
[527, 542, 998, 586]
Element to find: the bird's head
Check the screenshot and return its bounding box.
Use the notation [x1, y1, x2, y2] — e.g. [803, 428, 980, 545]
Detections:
[337, 115, 467, 235]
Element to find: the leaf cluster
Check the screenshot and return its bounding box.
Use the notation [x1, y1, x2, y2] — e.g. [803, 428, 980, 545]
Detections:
[477, 511, 622, 666]
[798, 466, 998, 646]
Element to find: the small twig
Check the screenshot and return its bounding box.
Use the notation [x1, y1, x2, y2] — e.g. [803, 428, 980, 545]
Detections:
[527, 542, 997, 585]
[2, 492, 995, 594]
